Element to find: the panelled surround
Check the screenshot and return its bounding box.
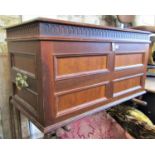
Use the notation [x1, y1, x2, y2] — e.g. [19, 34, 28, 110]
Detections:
[7, 18, 150, 134]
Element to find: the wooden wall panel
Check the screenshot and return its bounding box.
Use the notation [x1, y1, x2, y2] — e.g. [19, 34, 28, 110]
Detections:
[56, 55, 107, 76]
[115, 53, 143, 68]
[57, 85, 106, 113]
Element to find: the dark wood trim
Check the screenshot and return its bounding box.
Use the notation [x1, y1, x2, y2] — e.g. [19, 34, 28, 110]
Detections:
[6, 37, 151, 43]
[113, 86, 142, 97]
[115, 64, 144, 71]
[55, 81, 109, 96]
[12, 67, 36, 79]
[113, 73, 144, 82]
[14, 107, 22, 139]
[9, 99, 16, 138]
[115, 50, 146, 54]
[55, 69, 110, 81]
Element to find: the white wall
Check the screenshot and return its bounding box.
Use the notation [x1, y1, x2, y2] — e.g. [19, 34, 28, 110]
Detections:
[22, 15, 155, 26]
[22, 15, 102, 25]
[135, 15, 155, 26]
[22, 15, 58, 21]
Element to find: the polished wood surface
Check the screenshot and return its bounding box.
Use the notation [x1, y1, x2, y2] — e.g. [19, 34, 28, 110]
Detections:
[57, 85, 106, 115]
[12, 53, 36, 74]
[113, 75, 142, 97]
[57, 55, 107, 76]
[6, 18, 150, 135]
[115, 54, 143, 68]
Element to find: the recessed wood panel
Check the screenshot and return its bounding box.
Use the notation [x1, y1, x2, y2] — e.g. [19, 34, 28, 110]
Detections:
[113, 76, 142, 96]
[115, 54, 143, 68]
[8, 41, 40, 54]
[12, 54, 36, 75]
[57, 85, 106, 113]
[15, 87, 38, 111]
[52, 42, 111, 54]
[56, 55, 107, 76]
[114, 43, 147, 52]
[55, 73, 110, 93]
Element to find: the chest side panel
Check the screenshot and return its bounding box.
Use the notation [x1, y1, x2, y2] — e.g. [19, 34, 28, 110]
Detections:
[8, 41, 44, 125]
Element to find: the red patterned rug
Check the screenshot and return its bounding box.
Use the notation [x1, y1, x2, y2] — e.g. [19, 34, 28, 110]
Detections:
[56, 111, 133, 139]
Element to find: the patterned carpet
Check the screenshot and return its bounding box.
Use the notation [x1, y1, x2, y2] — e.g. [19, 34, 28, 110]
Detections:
[55, 111, 133, 139]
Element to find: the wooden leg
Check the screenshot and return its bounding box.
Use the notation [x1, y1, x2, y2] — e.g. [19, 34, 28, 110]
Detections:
[44, 133, 52, 139]
[43, 131, 57, 139]
[14, 107, 22, 139]
[9, 101, 16, 139]
[28, 120, 32, 138]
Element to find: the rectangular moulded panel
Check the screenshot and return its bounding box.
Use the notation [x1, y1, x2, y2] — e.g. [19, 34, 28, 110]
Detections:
[12, 53, 36, 76]
[114, 43, 148, 52]
[56, 85, 107, 116]
[8, 41, 40, 54]
[56, 55, 108, 77]
[55, 73, 110, 93]
[14, 86, 39, 119]
[15, 87, 38, 110]
[115, 53, 143, 69]
[113, 76, 142, 97]
[52, 42, 111, 55]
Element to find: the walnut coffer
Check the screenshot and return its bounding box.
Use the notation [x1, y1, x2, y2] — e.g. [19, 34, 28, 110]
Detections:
[6, 18, 150, 134]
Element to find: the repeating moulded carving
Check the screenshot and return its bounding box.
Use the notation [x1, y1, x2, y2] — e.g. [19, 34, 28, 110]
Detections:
[7, 22, 149, 42]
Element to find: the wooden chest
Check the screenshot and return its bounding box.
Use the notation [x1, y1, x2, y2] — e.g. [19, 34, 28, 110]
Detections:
[7, 18, 150, 134]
